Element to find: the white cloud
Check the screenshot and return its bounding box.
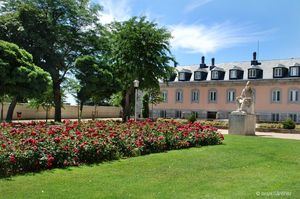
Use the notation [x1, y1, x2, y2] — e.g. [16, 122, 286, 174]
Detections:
[184, 0, 213, 13]
[139, 10, 164, 23]
[170, 22, 275, 54]
[97, 0, 132, 24]
[96, 0, 162, 24]
[93, 1, 275, 55]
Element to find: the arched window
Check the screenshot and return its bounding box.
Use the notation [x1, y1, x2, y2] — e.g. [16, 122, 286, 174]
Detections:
[271, 88, 281, 103]
[191, 89, 199, 103]
[211, 71, 219, 79]
[208, 89, 217, 103]
[230, 70, 237, 79]
[288, 88, 300, 103]
[161, 90, 168, 103]
[226, 89, 236, 103]
[175, 89, 183, 103]
[248, 69, 257, 78]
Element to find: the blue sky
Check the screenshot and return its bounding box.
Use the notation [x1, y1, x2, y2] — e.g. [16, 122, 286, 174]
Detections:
[66, 0, 300, 105]
[95, 0, 300, 65]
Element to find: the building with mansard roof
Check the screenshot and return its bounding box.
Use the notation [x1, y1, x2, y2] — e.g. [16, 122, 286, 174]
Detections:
[152, 52, 300, 123]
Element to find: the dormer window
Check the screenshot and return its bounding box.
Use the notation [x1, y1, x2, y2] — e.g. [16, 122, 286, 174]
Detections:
[194, 69, 208, 81]
[194, 71, 201, 80]
[211, 67, 225, 80]
[212, 71, 219, 79]
[248, 69, 256, 78]
[274, 68, 282, 77]
[178, 69, 192, 81]
[179, 73, 185, 80]
[248, 67, 263, 79]
[229, 66, 244, 80]
[230, 70, 237, 79]
[273, 64, 288, 78]
[290, 66, 299, 77]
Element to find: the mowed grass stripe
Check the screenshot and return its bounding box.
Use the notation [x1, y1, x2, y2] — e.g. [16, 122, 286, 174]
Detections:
[0, 135, 299, 199]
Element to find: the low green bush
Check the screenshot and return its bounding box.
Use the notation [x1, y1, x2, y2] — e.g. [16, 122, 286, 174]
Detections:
[282, 118, 296, 129]
[156, 118, 187, 123]
[258, 123, 282, 129]
[188, 113, 197, 123]
[200, 121, 228, 128]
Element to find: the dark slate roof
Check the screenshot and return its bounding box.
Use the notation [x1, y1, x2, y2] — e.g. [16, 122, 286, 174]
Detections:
[275, 63, 287, 68]
[293, 63, 300, 66]
[249, 65, 262, 70]
[194, 68, 208, 72]
[211, 66, 225, 72]
[179, 69, 192, 73]
[232, 65, 243, 70]
[172, 58, 300, 81]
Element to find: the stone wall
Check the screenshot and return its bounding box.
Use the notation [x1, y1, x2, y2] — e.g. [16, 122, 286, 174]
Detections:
[0, 103, 122, 120]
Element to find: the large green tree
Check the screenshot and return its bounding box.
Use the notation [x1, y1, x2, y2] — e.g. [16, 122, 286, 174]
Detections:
[0, 40, 50, 122]
[108, 17, 175, 121]
[74, 55, 118, 120]
[0, 0, 104, 122]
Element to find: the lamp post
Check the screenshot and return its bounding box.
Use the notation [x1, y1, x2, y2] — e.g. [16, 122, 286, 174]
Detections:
[149, 94, 154, 120]
[133, 80, 139, 121]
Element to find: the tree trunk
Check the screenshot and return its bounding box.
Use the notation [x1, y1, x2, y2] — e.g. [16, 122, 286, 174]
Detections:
[121, 92, 126, 122]
[0, 101, 3, 122]
[94, 104, 98, 120]
[80, 101, 84, 122]
[6, 97, 18, 122]
[53, 81, 62, 122]
[122, 87, 134, 122]
[45, 107, 49, 123]
[77, 100, 80, 122]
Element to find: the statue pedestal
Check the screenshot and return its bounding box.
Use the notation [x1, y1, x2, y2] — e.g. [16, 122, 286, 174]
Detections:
[229, 112, 256, 135]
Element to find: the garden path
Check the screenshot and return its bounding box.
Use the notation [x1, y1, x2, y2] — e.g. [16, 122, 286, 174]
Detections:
[218, 129, 300, 140]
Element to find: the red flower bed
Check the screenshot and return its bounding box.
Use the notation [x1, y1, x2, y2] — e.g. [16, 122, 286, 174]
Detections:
[0, 119, 224, 177]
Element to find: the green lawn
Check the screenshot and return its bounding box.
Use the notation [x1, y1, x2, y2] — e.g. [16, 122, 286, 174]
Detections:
[0, 135, 299, 199]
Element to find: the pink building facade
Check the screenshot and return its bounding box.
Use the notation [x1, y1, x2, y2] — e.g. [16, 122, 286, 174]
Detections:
[153, 53, 300, 123]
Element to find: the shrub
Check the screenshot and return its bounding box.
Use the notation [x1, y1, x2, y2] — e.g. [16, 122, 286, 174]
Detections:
[200, 121, 228, 128]
[157, 118, 187, 123]
[282, 118, 296, 129]
[258, 123, 283, 129]
[0, 120, 223, 177]
[188, 113, 197, 123]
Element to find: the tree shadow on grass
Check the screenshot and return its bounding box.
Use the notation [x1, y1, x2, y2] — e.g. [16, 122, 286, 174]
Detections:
[0, 159, 124, 181]
[0, 143, 225, 180]
[0, 167, 67, 181]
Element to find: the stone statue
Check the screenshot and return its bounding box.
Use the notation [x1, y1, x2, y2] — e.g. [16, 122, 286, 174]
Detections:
[229, 81, 256, 135]
[234, 81, 255, 114]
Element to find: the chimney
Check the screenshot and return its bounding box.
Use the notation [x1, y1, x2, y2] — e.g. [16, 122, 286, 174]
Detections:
[251, 51, 261, 66]
[200, 56, 207, 68]
[210, 58, 215, 70]
[253, 52, 257, 61]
